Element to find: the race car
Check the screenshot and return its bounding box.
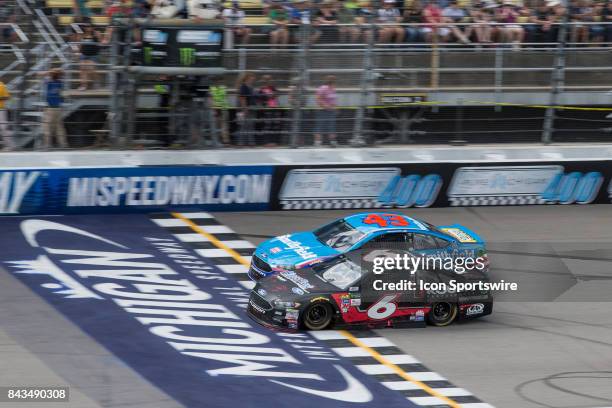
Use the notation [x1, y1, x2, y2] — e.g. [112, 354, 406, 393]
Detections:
[249, 212, 488, 280]
[247, 250, 493, 331]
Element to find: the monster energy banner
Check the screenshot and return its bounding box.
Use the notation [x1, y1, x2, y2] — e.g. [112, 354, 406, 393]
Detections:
[142, 26, 223, 67]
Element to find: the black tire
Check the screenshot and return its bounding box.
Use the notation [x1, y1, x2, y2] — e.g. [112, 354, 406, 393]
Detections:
[302, 301, 333, 330]
[427, 302, 458, 327]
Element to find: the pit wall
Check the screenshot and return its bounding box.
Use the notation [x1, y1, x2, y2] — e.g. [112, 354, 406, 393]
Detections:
[1, 160, 611, 215]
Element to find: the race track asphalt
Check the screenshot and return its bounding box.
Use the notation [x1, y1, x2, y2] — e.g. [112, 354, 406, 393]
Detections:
[213, 205, 612, 408]
[0, 205, 610, 408]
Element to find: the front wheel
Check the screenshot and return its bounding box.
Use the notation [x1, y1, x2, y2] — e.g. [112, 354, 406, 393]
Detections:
[428, 302, 458, 327]
[302, 301, 333, 330]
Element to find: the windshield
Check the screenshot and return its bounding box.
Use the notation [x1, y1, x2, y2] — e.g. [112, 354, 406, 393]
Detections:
[320, 259, 361, 290]
[314, 220, 365, 251]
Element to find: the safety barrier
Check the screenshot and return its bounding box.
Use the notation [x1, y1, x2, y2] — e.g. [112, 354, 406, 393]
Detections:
[1, 147, 610, 215]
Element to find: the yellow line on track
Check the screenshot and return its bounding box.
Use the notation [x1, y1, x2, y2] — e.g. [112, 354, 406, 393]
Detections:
[339, 330, 461, 408]
[171, 212, 251, 267]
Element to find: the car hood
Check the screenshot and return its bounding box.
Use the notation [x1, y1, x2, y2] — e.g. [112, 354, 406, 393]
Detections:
[255, 268, 339, 302]
[255, 231, 340, 269]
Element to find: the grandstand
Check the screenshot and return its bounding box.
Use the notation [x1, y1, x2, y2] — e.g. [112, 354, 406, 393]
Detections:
[1, 0, 611, 150]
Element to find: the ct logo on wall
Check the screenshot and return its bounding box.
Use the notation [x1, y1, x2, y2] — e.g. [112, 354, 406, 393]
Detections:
[448, 165, 604, 206]
[278, 168, 442, 210]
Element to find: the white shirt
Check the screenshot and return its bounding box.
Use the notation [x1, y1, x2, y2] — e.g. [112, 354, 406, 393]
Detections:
[222, 8, 245, 24]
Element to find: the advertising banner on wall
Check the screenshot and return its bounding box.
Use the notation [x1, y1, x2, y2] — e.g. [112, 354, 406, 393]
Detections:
[142, 25, 224, 67]
[1, 161, 610, 216]
[0, 166, 273, 215]
[270, 161, 612, 210]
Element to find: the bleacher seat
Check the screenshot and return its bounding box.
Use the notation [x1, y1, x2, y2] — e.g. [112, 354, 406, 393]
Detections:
[57, 15, 110, 25]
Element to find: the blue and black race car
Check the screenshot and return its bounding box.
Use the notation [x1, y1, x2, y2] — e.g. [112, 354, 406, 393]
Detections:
[249, 212, 488, 280]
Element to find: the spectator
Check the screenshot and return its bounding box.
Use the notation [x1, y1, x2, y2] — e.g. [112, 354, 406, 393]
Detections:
[267, 1, 290, 47]
[580, 0, 606, 43]
[530, 0, 557, 43]
[470, 1, 495, 43]
[78, 24, 102, 91]
[0, 80, 14, 151]
[223, 1, 251, 45]
[496, 1, 525, 47]
[442, 0, 472, 43]
[290, 0, 322, 44]
[0, 1, 17, 43]
[42, 69, 68, 150]
[72, 0, 92, 18]
[210, 78, 230, 145]
[377, 0, 404, 43]
[187, 0, 221, 19]
[604, 0, 612, 42]
[316, 0, 340, 43]
[154, 75, 172, 146]
[422, 0, 450, 42]
[258, 75, 281, 146]
[403, 0, 425, 43]
[337, 0, 362, 43]
[151, 0, 184, 18]
[314, 75, 338, 147]
[236, 72, 257, 146]
[355, 0, 376, 43]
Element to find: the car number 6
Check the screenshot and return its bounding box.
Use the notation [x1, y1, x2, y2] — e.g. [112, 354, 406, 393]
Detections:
[367, 295, 398, 319]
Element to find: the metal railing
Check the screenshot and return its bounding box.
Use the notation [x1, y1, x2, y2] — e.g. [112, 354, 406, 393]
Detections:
[2, 18, 612, 151]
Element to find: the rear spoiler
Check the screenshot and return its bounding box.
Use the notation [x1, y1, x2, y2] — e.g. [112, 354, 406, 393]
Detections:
[437, 224, 484, 244]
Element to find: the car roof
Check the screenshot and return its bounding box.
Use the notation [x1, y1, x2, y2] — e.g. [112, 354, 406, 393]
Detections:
[343, 212, 430, 232]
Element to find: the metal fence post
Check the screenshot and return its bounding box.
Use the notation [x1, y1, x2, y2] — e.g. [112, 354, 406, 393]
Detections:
[290, 23, 308, 148]
[542, 16, 569, 144]
[16, 47, 29, 147]
[351, 21, 375, 146]
[494, 46, 503, 113]
[108, 26, 121, 146]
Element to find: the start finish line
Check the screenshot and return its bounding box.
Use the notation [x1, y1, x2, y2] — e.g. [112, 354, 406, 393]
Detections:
[0, 213, 418, 408]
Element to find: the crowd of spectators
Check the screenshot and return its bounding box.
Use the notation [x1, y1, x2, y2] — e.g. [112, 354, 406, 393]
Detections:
[247, 0, 612, 46]
[66, 0, 612, 47]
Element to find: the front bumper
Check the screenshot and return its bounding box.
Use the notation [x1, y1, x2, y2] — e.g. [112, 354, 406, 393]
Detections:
[247, 293, 299, 330]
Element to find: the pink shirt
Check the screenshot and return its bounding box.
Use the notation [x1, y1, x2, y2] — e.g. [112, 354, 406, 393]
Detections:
[316, 84, 337, 109]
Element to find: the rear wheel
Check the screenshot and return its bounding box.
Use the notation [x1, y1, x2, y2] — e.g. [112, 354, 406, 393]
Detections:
[427, 302, 458, 327]
[302, 301, 333, 330]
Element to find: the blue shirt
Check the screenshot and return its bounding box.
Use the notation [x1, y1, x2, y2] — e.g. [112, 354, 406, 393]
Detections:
[46, 80, 63, 107]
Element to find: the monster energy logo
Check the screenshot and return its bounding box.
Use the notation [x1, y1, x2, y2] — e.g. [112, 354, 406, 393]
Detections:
[143, 46, 152, 65]
[179, 48, 196, 66]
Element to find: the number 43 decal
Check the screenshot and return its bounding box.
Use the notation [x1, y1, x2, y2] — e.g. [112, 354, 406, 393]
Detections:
[363, 214, 409, 228]
[367, 294, 399, 320]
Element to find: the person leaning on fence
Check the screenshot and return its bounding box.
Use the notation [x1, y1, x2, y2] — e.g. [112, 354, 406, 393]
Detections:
[78, 24, 102, 91]
[442, 0, 472, 44]
[267, 1, 290, 47]
[605, 0, 612, 42]
[210, 79, 230, 145]
[315, 0, 340, 43]
[258, 75, 281, 146]
[337, 0, 362, 43]
[314, 75, 338, 147]
[223, 1, 251, 45]
[290, 0, 322, 44]
[422, 0, 450, 42]
[403, 0, 425, 43]
[42, 69, 68, 150]
[496, 0, 525, 48]
[377, 0, 404, 43]
[236, 72, 257, 146]
[0, 80, 14, 151]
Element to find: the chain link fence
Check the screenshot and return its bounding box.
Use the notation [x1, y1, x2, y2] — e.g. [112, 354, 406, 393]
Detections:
[2, 18, 612, 150]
